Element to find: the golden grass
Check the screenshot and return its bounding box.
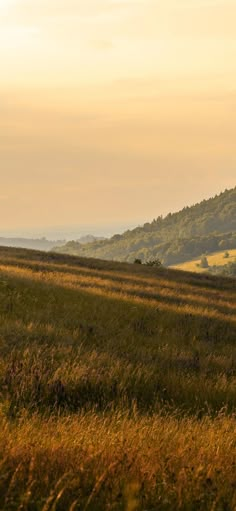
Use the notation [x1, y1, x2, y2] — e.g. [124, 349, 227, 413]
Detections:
[172, 248, 236, 273]
[0, 257, 236, 323]
[0, 247, 236, 509]
[1, 410, 236, 510]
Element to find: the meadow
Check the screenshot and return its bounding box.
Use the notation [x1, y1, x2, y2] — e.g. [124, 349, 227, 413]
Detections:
[0, 247, 236, 510]
[172, 248, 236, 273]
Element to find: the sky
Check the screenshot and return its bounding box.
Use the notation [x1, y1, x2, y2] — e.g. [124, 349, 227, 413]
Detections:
[1, 0, 236, 237]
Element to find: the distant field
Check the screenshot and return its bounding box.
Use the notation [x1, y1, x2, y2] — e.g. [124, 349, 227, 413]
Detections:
[0, 247, 236, 510]
[171, 248, 236, 273]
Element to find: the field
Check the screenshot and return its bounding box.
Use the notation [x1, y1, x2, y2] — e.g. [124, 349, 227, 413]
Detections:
[171, 248, 236, 273]
[0, 247, 236, 510]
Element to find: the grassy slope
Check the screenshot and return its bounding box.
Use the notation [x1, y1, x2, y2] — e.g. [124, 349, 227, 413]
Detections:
[0, 247, 236, 510]
[172, 248, 236, 273]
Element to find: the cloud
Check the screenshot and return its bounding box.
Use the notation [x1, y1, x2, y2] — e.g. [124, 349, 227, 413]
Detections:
[8, 0, 132, 21]
[5, 0, 236, 43]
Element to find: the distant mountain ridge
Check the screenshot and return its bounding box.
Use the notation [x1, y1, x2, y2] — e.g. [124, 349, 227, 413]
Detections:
[0, 234, 106, 253]
[0, 237, 66, 252]
[54, 187, 236, 265]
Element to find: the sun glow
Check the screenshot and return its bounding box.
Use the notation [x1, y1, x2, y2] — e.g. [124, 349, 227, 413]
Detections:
[0, 0, 236, 230]
[0, 0, 10, 7]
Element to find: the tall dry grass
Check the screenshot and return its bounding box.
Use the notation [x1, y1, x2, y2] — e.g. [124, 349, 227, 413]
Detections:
[1, 410, 236, 510]
[0, 247, 236, 509]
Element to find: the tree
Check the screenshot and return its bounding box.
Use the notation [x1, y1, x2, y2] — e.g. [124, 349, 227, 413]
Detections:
[145, 259, 162, 267]
[199, 255, 209, 268]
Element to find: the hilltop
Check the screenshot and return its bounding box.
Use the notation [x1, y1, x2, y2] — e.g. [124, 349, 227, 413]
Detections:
[0, 247, 236, 509]
[54, 187, 236, 265]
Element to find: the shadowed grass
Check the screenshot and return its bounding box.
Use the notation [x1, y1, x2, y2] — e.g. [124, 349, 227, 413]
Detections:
[0, 247, 236, 509]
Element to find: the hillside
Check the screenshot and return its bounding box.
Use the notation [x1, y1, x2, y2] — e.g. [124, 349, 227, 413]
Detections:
[0, 247, 236, 509]
[0, 235, 106, 252]
[77, 234, 106, 244]
[54, 187, 236, 265]
[172, 249, 236, 274]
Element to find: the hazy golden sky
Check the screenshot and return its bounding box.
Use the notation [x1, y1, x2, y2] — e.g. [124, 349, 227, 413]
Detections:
[1, 0, 236, 234]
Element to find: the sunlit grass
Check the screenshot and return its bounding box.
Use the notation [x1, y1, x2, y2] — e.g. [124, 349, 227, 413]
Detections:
[1, 411, 236, 510]
[0, 247, 236, 509]
[172, 248, 236, 273]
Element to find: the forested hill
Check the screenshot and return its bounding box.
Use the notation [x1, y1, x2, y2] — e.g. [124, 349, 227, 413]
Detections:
[54, 187, 236, 265]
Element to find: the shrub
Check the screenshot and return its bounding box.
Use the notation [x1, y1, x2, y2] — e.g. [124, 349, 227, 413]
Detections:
[145, 259, 162, 267]
[199, 255, 209, 268]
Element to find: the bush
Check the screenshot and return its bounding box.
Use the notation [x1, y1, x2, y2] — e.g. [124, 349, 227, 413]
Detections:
[199, 255, 209, 268]
[134, 258, 142, 264]
[145, 259, 162, 267]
